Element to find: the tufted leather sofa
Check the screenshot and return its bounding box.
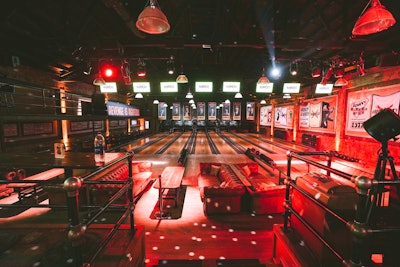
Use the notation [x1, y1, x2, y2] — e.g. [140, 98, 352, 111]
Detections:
[198, 162, 285, 215]
[198, 163, 246, 215]
[234, 163, 286, 214]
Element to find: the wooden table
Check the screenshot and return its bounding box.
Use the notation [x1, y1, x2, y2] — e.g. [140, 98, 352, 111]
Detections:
[153, 166, 185, 218]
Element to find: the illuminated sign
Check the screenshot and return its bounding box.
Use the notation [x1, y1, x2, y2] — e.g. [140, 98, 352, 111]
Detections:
[195, 81, 213, 92]
[160, 82, 178, 92]
[283, 83, 301, 93]
[315, 83, 333, 94]
[100, 82, 118, 93]
[106, 101, 140, 117]
[256, 83, 274, 93]
[133, 82, 151, 92]
[222, 81, 240, 92]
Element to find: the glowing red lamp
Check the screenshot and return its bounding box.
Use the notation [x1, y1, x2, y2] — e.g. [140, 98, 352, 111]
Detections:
[352, 0, 396, 36]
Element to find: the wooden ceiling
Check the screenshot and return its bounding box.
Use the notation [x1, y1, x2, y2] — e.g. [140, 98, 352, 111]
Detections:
[1, 0, 399, 99]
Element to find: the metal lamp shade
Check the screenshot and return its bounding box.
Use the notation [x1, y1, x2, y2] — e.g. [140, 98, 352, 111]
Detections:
[352, 1, 396, 36]
[363, 109, 400, 143]
[136, 6, 170, 34]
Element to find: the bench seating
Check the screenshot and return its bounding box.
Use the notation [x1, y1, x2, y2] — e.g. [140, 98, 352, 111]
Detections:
[46, 161, 153, 206]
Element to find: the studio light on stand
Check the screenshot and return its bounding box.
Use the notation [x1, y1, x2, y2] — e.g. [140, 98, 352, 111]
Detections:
[136, 0, 170, 35]
[352, 0, 396, 36]
[361, 109, 400, 221]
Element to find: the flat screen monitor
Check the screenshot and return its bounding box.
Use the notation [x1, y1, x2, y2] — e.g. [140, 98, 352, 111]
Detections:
[100, 82, 118, 93]
[133, 82, 151, 92]
[195, 81, 213, 92]
[315, 83, 333, 94]
[283, 83, 300, 93]
[223, 81, 240, 92]
[256, 82, 273, 93]
[160, 82, 178, 92]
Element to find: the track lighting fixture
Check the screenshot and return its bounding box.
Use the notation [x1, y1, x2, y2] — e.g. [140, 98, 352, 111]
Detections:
[290, 62, 298, 76]
[137, 58, 146, 77]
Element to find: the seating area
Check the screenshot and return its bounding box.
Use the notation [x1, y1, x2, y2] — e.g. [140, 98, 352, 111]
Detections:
[46, 161, 153, 206]
[198, 162, 285, 215]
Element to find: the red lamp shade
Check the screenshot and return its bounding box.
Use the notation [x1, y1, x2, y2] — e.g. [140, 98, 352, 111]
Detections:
[136, 0, 170, 35]
[352, 0, 396, 36]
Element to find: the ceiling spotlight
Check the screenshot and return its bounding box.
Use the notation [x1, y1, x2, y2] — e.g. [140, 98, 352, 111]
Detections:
[321, 66, 333, 85]
[311, 66, 322, 78]
[358, 63, 366, 76]
[136, 0, 170, 35]
[121, 59, 132, 85]
[167, 58, 175, 75]
[335, 68, 344, 78]
[290, 62, 298, 76]
[270, 67, 281, 79]
[352, 0, 396, 36]
[137, 58, 146, 77]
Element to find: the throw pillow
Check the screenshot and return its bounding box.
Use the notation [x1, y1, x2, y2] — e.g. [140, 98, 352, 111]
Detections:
[131, 163, 140, 174]
[210, 164, 221, 176]
[242, 165, 251, 177]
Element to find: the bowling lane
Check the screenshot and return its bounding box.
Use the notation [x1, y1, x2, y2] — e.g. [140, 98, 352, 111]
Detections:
[121, 133, 168, 152]
[194, 131, 212, 154]
[135, 132, 183, 154]
[162, 132, 192, 154]
[225, 132, 289, 155]
[208, 131, 237, 154]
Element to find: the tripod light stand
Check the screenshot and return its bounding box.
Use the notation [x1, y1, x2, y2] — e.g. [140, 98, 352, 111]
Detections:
[362, 108, 400, 221]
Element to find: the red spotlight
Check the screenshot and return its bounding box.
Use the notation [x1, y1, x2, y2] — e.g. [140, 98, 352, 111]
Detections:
[100, 62, 119, 80]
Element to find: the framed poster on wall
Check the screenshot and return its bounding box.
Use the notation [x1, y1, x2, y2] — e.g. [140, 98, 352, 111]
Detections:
[346, 84, 400, 138]
[299, 95, 337, 133]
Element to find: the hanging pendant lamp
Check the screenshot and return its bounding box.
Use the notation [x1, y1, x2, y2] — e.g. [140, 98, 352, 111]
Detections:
[136, 0, 170, 35]
[352, 0, 396, 36]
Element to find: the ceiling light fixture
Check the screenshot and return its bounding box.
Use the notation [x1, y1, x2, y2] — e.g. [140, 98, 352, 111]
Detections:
[257, 68, 270, 84]
[176, 65, 188, 83]
[290, 62, 298, 75]
[234, 92, 243, 99]
[260, 100, 267, 104]
[93, 76, 106, 86]
[352, 0, 396, 36]
[185, 88, 193, 99]
[153, 99, 159, 104]
[167, 57, 175, 75]
[136, 0, 170, 35]
[137, 58, 146, 77]
[135, 93, 144, 99]
[334, 77, 348, 87]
